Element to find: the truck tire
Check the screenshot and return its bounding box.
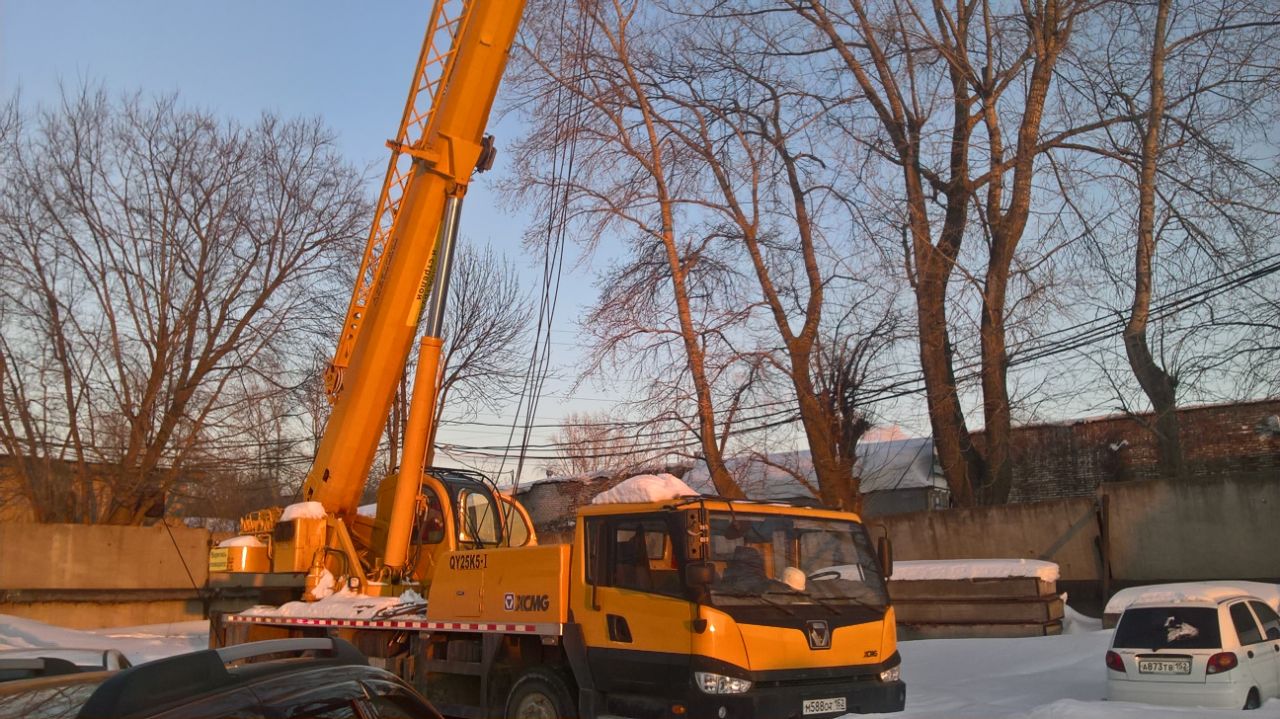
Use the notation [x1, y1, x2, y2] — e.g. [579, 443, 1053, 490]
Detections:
[1244, 688, 1261, 710]
[505, 667, 577, 719]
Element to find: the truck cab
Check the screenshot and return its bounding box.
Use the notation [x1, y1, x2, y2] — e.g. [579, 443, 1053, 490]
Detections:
[561, 498, 905, 717]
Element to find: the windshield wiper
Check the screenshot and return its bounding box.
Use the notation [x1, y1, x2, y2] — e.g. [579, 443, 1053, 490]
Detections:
[713, 590, 796, 616]
[777, 588, 887, 615]
[765, 589, 844, 617]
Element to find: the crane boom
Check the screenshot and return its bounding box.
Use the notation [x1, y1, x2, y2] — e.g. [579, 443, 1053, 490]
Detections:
[303, 0, 527, 519]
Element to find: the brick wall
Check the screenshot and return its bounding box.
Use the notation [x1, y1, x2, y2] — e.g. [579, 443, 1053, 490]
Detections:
[990, 399, 1280, 503]
[516, 474, 628, 544]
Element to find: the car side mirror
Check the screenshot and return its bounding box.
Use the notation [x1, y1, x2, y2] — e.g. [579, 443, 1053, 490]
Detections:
[877, 536, 893, 579]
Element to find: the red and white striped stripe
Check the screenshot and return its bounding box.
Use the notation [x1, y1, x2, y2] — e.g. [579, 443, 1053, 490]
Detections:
[222, 614, 560, 635]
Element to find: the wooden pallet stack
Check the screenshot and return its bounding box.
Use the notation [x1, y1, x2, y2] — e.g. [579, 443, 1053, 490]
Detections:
[889, 559, 1064, 640]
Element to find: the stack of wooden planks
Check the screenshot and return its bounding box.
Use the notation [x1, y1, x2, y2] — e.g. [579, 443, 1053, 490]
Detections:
[889, 559, 1064, 640]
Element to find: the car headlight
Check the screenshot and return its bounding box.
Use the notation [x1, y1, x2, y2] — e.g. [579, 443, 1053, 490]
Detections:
[879, 666, 901, 682]
[694, 671, 753, 694]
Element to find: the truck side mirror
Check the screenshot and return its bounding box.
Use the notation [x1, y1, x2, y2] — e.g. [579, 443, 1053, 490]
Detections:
[685, 561, 715, 587]
[685, 561, 715, 604]
[877, 536, 893, 579]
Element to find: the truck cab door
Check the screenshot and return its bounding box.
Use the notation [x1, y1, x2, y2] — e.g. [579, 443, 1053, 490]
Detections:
[578, 515, 694, 708]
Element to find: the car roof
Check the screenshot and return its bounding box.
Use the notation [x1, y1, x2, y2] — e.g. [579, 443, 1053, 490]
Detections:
[1125, 593, 1261, 610]
[0, 670, 113, 719]
[0, 648, 126, 667]
[76, 637, 368, 719]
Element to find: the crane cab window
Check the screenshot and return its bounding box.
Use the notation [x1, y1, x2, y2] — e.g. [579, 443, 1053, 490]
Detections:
[457, 488, 500, 547]
[499, 496, 532, 547]
[587, 516, 682, 599]
[415, 490, 447, 545]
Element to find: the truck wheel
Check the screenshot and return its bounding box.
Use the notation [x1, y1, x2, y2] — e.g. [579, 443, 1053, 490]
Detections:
[505, 667, 576, 719]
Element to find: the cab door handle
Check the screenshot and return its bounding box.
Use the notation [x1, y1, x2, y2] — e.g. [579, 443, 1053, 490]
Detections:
[607, 614, 633, 643]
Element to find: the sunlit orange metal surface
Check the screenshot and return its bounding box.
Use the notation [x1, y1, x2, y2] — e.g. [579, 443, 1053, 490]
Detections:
[303, 0, 528, 518]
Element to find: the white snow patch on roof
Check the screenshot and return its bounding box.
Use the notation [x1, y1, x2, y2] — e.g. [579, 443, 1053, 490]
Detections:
[590, 474, 697, 505]
[217, 535, 266, 548]
[892, 559, 1060, 583]
[280, 501, 326, 522]
[1104, 581, 1280, 615]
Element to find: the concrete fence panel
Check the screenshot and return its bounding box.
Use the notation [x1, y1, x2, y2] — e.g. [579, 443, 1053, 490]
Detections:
[877, 496, 1102, 582]
[0, 523, 211, 628]
[1100, 476, 1280, 582]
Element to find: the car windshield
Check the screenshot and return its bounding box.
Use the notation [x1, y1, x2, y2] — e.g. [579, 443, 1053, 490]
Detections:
[706, 512, 888, 609]
[1113, 607, 1222, 650]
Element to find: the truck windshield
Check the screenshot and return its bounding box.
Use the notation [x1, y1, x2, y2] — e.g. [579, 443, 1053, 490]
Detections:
[706, 512, 888, 609]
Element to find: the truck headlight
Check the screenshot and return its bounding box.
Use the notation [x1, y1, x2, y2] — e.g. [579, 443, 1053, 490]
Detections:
[694, 671, 753, 694]
[879, 666, 901, 682]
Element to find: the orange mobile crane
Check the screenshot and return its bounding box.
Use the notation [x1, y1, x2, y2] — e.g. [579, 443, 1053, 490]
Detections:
[210, 2, 906, 717]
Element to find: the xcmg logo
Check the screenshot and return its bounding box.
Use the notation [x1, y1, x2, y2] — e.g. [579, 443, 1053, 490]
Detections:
[503, 592, 550, 612]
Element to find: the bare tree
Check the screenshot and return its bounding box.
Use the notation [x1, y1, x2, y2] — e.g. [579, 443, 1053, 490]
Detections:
[507, 0, 755, 499]
[629, 11, 882, 511]
[378, 244, 533, 469]
[0, 89, 367, 523]
[1059, 0, 1280, 478]
[434, 246, 535, 430]
[543, 411, 666, 476]
[783, 0, 1103, 504]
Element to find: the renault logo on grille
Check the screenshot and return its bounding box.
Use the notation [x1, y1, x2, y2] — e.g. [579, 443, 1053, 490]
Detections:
[806, 620, 832, 650]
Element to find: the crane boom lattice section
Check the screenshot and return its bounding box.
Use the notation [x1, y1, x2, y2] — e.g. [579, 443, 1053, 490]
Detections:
[325, 0, 471, 402]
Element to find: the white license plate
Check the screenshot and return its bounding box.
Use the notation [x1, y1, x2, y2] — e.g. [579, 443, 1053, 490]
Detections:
[1138, 659, 1191, 674]
[803, 697, 847, 715]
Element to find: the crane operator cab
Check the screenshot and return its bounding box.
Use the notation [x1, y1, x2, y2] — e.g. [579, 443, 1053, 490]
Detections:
[373, 467, 536, 587]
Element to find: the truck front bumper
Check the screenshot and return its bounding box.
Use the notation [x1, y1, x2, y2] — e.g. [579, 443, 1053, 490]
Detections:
[683, 652, 906, 718]
[688, 677, 906, 718]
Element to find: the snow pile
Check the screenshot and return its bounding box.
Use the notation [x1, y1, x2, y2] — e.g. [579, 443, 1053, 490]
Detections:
[0, 614, 208, 664]
[217, 535, 266, 548]
[590, 473, 697, 505]
[398, 589, 426, 605]
[1061, 595, 1103, 634]
[1104, 581, 1280, 615]
[240, 585, 426, 620]
[308, 568, 337, 600]
[280, 501, 326, 522]
[892, 559, 1060, 583]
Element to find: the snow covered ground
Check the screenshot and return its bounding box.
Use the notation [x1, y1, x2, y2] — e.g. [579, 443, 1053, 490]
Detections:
[0, 615, 207, 664]
[2, 611, 1277, 717]
[883, 628, 1278, 717]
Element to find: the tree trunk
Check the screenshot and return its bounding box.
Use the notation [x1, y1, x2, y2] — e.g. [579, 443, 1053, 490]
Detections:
[979, 268, 1014, 504]
[916, 265, 978, 507]
[1125, 0, 1183, 480]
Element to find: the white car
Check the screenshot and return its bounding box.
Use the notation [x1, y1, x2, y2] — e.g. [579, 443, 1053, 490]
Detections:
[1107, 593, 1280, 710]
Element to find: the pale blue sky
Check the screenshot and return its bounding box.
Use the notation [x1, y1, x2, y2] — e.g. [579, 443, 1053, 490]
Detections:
[0, 1, 621, 479]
